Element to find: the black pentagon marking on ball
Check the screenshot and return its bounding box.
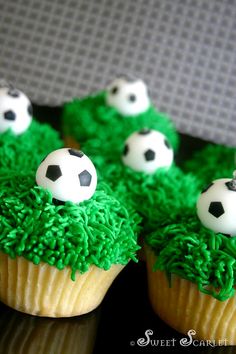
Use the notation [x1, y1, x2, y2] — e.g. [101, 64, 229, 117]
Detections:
[4, 110, 16, 121]
[28, 103, 33, 117]
[138, 128, 151, 135]
[208, 201, 225, 218]
[78, 170, 92, 187]
[201, 182, 214, 194]
[128, 94, 136, 103]
[225, 181, 236, 192]
[110, 86, 118, 95]
[144, 149, 155, 161]
[8, 88, 20, 98]
[46, 165, 62, 182]
[68, 149, 84, 158]
[123, 144, 129, 156]
[164, 138, 171, 149]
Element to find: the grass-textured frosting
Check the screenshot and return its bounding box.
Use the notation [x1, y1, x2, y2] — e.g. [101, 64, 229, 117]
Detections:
[184, 144, 236, 186]
[0, 171, 141, 280]
[0, 120, 62, 172]
[82, 148, 200, 233]
[146, 215, 236, 301]
[145, 143, 236, 301]
[62, 90, 181, 232]
[62, 91, 179, 153]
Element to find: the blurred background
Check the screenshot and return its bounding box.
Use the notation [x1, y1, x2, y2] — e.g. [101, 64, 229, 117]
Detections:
[0, 0, 235, 144]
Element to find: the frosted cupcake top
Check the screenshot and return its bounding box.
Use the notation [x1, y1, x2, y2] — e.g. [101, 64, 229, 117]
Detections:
[146, 216, 236, 301]
[0, 172, 141, 280]
[62, 90, 179, 153]
[79, 149, 199, 234]
[0, 82, 62, 173]
[0, 120, 62, 173]
[146, 145, 236, 301]
[62, 81, 181, 234]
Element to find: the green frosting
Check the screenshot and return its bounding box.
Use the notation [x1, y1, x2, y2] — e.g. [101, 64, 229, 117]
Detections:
[62, 91, 236, 299]
[62, 91, 179, 152]
[80, 135, 200, 233]
[0, 120, 63, 172]
[184, 144, 236, 186]
[0, 116, 141, 278]
[62, 90, 186, 233]
[146, 216, 236, 301]
[0, 171, 141, 280]
[145, 144, 236, 301]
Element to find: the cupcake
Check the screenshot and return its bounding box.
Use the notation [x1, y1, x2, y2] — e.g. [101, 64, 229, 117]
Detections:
[145, 170, 236, 344]
[62, 76, 179, 154]
[0, 83, 62, 173]
[0, 148, 141, 317]
[62, 77, 181, 235]
[0, 304, 99, 354]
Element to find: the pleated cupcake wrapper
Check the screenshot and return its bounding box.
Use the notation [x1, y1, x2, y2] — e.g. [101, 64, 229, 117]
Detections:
[0, 309, 98, 354]
[145, 246, 236, 345]
[0, 251, 124, 317]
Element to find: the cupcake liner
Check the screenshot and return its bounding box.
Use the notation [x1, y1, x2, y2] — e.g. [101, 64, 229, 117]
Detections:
[146, 246, 236, 345]
[0, 304, 99, 354]
[0, 252, 124, 317]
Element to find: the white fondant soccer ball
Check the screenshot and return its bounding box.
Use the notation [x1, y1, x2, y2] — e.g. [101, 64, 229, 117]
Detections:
[106, 77, 150, 116]
[197, 178, 236, 237]
[36, 148, 97, 203]
[0, 86, 33, 135]
[122, 129, 173, 174]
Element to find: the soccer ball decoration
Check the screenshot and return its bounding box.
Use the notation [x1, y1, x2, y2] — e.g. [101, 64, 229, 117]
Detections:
[0, 85, 33, 135]
[122, 129, 173, 174]
[106, 77, 150, 116]
[197, 172, 236, 237]
[36, 148, 97, 203]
